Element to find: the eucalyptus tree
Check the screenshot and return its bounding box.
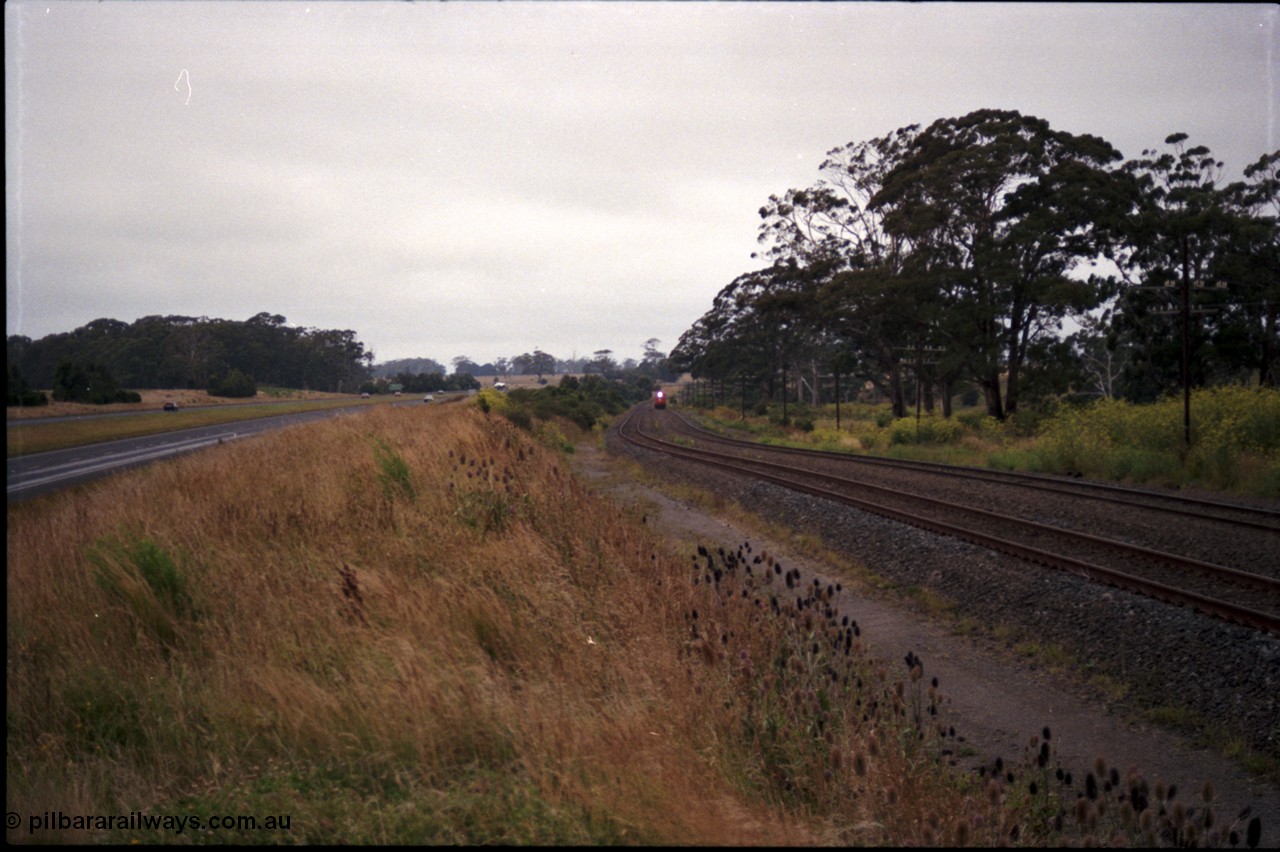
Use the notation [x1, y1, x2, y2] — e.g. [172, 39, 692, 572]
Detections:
[755, 126, 922, 413]
[528, 349, 557, 379]
[511, 350, 556, 380]
[670, 268, 789, 406]
[1217, 150, 1280, 386]
[452, 355, 480, 376]
[640, 338, 679, 382]
[1109, 135, 1277, 400]
[1066, 309, 1129, 399]
[295, 327, 370, 392]
[161, 317, 224, 390]
[588, 349, 617, 376]
[1110, 135, 1227, 398]
[871, 109, 1126, 419]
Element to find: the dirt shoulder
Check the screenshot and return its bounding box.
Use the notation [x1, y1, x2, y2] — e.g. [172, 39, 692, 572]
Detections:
[568, 439, 1280, 847]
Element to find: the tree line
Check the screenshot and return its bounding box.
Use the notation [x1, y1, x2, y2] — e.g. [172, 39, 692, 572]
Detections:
[7, 312, 374, 400]
[364, 340, 680, 397]
[372, 339, 679, 385]
[7, 309, 682, 406]
[669, 109, 1279, 420]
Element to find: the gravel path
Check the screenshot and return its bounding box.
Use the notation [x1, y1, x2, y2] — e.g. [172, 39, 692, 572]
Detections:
[575, 428, 1280, 847]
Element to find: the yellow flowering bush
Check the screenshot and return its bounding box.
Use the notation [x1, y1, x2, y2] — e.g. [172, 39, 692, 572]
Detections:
[888, 414, 966, 446]
[1034, 387, 1280, 494]
[809, 427, 864, 452]
[475, 387, 510, 415]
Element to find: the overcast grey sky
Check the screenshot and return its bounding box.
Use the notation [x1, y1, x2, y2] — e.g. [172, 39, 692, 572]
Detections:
[6, 1, 1277, 367]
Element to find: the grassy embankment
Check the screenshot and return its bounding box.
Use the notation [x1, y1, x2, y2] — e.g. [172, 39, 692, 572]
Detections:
[693, 386, 1280, 500]
[8, 397, 1260, 845]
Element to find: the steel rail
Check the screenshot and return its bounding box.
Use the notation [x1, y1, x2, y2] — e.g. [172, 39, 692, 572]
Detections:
[617, 406, 1280, 636]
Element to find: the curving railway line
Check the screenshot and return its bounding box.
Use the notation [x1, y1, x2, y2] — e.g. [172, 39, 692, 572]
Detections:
[616, 404, 1280, 636]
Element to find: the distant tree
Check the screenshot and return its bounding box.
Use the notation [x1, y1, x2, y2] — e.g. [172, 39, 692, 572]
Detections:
[638, 338, 679, 381]
[51, 359, 140, 404]
[452, 355, 480, 376]
[162, 319, 223, 389]
[371, 357, 446, 379]
[6, 363, 48, 407]
[531, 350, 556, 379]
[512, 350, 556, 380]
[587, 349, 617, 375]
[452, 372, 481, 391]
[9, 313, 374, 393]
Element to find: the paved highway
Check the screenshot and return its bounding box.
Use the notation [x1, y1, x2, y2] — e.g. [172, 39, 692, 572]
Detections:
[7, 405, 383, 503]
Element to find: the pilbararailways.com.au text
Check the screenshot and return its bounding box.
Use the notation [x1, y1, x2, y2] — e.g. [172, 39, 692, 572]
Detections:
[12, 810, 291, 836]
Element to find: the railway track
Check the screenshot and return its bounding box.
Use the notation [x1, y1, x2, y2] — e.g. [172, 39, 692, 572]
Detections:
[616, 405, 1280, 636]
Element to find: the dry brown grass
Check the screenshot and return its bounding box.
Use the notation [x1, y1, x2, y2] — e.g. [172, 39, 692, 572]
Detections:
[7, 404, 822, 842]
[8, 400, 1240, 845]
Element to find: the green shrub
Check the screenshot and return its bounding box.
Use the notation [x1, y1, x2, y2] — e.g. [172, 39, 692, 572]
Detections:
[535, 421, 574, 453]
[88, 531, 197, 651]
[852, 424, 882, 450]
[371, 437, 415, 501]
[888, 414, 965, 445]
[495, 377, 647, 433]
[208, 368, 257, 398]
[503, 407, 533, 432]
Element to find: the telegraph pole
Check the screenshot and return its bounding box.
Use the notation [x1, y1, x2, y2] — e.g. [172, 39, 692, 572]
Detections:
[834, 370, 842, 431]
[1181, 236, 1192, 447]
[781, 362, 789, 426]
[1138, 234, 1223, 449]
[894, 341, 947, 441]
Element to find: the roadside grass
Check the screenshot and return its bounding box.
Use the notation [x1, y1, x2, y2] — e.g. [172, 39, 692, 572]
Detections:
[6, 400, 1265, 845]
[6, 396, 393, 457]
